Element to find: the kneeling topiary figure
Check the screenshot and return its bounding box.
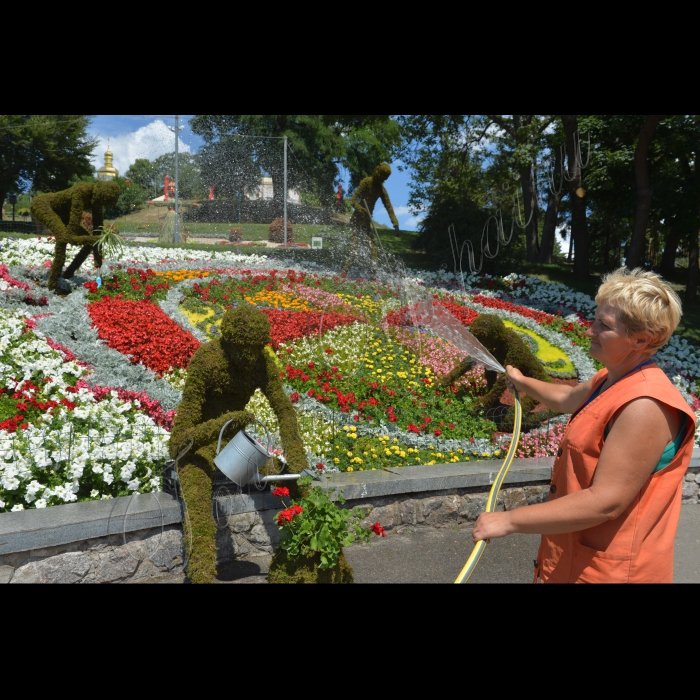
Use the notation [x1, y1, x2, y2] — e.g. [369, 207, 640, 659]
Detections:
[438, 313, 552, 429]
[169, 304, 309, 584]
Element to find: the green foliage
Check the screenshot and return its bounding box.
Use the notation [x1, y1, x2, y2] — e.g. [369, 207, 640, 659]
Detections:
[273, 475, 372, 571]
[0, 115, 98, 207]
[267, 546, 354, 583]
[190, 115, 402, 207]
[103, 176, 148, 218]
[94, 223, 125, 261]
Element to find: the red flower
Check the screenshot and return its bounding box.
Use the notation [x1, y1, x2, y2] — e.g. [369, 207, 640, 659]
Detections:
[290, 392, 300, 403]
[434, 429, 442, 436]
[316, 462, 325, 470]
[370, 522, 386, 537]
[325, 348, 333, 355]
[272, 487, 290, 498]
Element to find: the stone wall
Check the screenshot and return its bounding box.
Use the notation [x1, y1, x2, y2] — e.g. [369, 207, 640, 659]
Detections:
[683, 466, 700, 504]
[1, 453, 698, 583]
[1, 526, 184, 584]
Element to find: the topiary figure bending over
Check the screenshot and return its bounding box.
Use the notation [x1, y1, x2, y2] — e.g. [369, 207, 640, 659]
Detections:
[30, 181, 121, 291]
[169, 304, 309, 584]
[438, 313, 552, 429]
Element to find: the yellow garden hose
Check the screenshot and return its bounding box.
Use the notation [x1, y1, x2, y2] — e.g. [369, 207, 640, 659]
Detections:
[454, 388, 523, 584]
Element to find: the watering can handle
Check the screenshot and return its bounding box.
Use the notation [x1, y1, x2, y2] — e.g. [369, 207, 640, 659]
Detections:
[216, 419, 237, 456]
[215, 416, 273, 456]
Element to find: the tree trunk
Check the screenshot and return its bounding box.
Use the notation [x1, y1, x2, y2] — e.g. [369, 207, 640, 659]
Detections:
[537, 149, 563, 263]
[686, 230, 699, 302]
[659, 220, 682, 277]
[560, 115, 589, 279]
[520, 164, 539, 262]
[627, 116, 666, 270]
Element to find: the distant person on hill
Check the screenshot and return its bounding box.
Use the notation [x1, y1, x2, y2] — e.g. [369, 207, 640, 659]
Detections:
[471, 268, 697, 583]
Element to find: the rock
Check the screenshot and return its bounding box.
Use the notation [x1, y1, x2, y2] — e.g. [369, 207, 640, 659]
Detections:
[0, 565, 14, 584]
[93, 547, 140, 583]
[459, 495, 487, 521]
[685, 472, 697, 482]
[682, 482, 699, 500]
[695, 473, 700, 485]
[363, 504, 397, 531]
[501, 488, 528, 511]
[148, 529, 184, 570]
[11, 552, 91, 584]
[227, 511, 258, 534]
[524, 485, 550, 504]
[425, 496, 460, 526]
[248, 524, 272, 548]
[400, 500, 417, 526]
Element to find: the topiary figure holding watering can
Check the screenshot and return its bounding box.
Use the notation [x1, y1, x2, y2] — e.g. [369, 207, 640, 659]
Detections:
[169, 304, 309, 584]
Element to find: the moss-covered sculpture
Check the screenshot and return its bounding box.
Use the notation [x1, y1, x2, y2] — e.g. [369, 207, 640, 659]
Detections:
[267, 549, 354, 583]
[30, 182, 121, 291]
[342, 163, 399, 274]
[438, 313, 552, 429]
[169, 304, 309, 584]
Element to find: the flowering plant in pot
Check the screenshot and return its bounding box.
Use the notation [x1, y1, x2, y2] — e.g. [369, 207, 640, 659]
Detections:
[267, 474, 384, 583]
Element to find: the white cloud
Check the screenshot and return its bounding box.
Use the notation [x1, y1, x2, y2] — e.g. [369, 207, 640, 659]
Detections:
[90, 120, 190, 177]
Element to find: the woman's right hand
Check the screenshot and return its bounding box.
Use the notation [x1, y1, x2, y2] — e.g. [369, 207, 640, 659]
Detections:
[505, 365, 527, 396]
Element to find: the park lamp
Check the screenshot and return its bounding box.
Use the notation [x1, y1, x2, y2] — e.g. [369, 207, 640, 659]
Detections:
[167, 116, 185, 244]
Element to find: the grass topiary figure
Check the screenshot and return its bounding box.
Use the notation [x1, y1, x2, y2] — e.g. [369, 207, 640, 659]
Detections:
[30, 182, 121, 291]
[438, 313, 552, 430]
[169, 303, 309, 584]
[341, 163, 400, 275]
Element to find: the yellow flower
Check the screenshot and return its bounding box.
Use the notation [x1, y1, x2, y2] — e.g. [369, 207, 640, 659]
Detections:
[333, 457, 340, 464]
[350, 426, 357, 432]
[347, 467, 354, 472]
[347, 451, 353, 457]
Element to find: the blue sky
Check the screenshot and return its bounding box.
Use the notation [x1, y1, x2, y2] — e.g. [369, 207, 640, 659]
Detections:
[88, 115, 424, 231]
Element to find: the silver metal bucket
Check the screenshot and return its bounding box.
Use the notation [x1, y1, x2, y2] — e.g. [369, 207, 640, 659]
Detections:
[214, 418, 273, 487]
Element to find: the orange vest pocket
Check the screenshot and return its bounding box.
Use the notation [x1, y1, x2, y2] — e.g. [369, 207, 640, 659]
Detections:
[570, 540, 633, 583]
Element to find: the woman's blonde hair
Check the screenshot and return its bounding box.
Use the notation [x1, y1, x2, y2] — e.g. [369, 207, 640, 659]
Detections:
[596, 267, 682, 353]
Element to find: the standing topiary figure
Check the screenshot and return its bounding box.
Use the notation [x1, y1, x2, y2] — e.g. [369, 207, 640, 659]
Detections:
[342, 163, 400, 275]
[169, 304, 309, 584]
[30, 181, 120, 291]
[438, 313, 552, 429]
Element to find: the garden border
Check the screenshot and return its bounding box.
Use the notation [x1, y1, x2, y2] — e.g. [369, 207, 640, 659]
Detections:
[1, 448, 698, 583]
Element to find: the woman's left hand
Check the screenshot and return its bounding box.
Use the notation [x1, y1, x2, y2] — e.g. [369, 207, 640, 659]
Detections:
[472, 511, 513, 543]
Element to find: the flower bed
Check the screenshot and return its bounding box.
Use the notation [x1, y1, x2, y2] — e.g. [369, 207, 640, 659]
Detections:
[1, 236, 698, 513]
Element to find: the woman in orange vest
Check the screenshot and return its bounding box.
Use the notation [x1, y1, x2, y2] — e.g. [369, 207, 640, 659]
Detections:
[472, 267, 697, 583]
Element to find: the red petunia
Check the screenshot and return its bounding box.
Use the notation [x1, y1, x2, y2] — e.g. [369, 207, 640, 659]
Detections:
[272, 487, 290, 498]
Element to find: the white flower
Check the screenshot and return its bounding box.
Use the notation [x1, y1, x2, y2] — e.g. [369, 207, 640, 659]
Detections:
[11, 504, 24, 511]
[35, 498, 47, 508]
[90, 489, 99, 498]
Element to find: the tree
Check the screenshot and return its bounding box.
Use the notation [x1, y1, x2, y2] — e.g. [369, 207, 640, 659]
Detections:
[0, 115, 98, 206]
[626, 116, 668, 270]
[190, 115, 401, 206]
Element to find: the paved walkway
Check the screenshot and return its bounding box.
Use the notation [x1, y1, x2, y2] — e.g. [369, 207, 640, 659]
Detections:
[149, 504, 700, 584]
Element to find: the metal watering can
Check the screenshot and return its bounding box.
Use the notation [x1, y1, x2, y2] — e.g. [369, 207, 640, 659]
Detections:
[214, 417, 319, 487]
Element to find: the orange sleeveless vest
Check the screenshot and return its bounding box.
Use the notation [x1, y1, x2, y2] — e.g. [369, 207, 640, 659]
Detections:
[536, 363, 697, 583]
